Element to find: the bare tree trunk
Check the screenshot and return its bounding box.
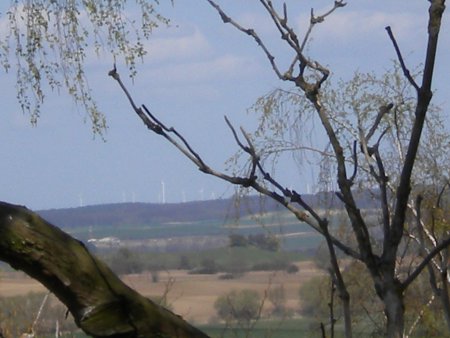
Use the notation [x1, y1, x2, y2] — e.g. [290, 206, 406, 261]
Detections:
[376, 279, 405, 338]
[384, 294, 404, 338]
[339, 284, 352, 338]
[0, 201, 210, 338]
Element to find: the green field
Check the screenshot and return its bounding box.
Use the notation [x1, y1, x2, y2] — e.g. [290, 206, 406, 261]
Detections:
[64, 208, 327, 253]
[47, 318, 397, 338]
[202, 318, 317, 338]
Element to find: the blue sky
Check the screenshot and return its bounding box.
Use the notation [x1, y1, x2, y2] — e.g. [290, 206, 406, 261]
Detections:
[1, 1, 449, 210]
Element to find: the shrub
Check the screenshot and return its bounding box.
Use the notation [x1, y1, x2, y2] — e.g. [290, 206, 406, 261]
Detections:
[219, 272, 242, 280]
[189, 258, 219, 274]
[268, 285, 293, 318]
[228, 234, 248, 247]
[251, 259, 288, 271]
[214, 289, 261, 324]
[108, 248, 145, 275]
[286, 264, 299, 274]
[178, 255, 192, 270]
[248, 233, 279, 251]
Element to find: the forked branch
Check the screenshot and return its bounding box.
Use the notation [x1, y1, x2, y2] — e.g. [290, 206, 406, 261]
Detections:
[206, 0, 338, 99]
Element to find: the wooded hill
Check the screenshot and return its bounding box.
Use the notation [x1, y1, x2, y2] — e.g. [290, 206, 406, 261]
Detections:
[37, 191, 378, 229]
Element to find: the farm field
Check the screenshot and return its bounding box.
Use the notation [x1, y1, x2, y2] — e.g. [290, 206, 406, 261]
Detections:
[0, 261, 323, 325]
[123, 260, 323, 324]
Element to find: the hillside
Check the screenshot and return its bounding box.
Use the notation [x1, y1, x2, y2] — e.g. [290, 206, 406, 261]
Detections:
[37, 196, 261, 228]
[37, 191, 377, 229]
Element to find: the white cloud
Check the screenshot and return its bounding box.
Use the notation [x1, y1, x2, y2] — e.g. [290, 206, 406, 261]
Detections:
[146, 28, 212, 63]
[144, 54, 259, 85]
[297, 9, 425, 44]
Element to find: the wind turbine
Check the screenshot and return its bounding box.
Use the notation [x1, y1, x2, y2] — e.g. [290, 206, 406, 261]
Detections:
[161, 181, 166, 204]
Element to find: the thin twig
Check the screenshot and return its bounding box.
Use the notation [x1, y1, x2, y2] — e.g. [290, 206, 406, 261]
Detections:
[301, 1, 347, 52]
[206, 0, 286, 81]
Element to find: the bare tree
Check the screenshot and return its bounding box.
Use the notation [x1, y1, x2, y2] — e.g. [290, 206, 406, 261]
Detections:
[110, 1, 450, 337]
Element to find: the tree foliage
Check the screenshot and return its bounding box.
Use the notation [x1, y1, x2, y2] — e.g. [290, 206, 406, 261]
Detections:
[0, 0, 169, 134]
[249, 63, 450, 195]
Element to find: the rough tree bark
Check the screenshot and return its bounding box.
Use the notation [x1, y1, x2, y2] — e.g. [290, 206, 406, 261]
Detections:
[0, 201, 210, 338]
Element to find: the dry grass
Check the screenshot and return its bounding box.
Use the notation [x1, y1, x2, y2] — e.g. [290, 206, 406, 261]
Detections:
[0, 261, 323, 324]
[0, 272, 48, 296]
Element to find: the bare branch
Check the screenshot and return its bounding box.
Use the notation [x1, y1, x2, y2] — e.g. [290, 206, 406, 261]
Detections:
[108, 66, 162, 134]
[402, 235, 450, 290]
[110, 66, 360, 261]
[414, 195, 440, 294]
[289, 189, 361, 259]
[406, 294, 436, 337]
[348, 140, 358, 184]
[407, 200, 438, 247]
[207, 0, 334, 98]
[390, 1, 445, 252]
[301, 1, 347, 51]
[225, 116, 248, 154]
[142, 105, 208, 169]
[366, 103, 394, 142]
[436, 180, 450, 208]
[206, 0, 286, 80]
[385, 26, 420, 91]
[372, 147, 391, 247]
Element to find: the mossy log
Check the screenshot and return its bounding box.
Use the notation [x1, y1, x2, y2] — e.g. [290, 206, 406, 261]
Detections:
[0, 201, 210, 338]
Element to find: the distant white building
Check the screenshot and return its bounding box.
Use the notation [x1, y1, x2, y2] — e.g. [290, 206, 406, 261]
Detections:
[88, 236, 121, 248]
